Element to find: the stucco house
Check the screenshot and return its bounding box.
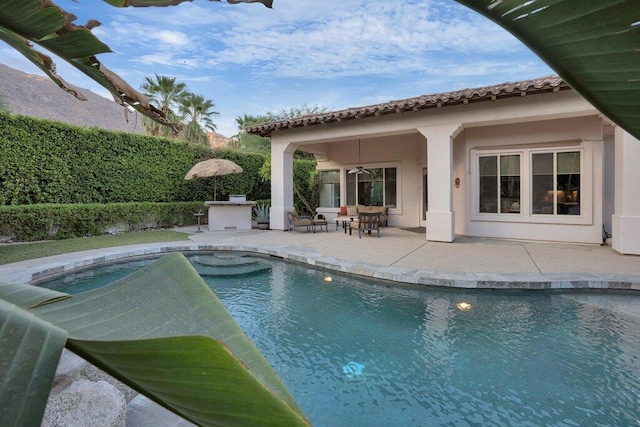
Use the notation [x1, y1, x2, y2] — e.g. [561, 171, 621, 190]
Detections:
[246, 76, 640, 256]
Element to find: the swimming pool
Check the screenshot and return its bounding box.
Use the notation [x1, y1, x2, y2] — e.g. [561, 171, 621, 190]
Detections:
[42, 253, 640, 426]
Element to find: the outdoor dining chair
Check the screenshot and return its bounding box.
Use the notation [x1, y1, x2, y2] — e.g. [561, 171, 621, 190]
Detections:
[349, 212, 382, 238]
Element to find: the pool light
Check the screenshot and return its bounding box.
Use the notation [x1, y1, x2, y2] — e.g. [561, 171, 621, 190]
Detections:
[456, 302, 472, 311]
[324, 276, 333, 282]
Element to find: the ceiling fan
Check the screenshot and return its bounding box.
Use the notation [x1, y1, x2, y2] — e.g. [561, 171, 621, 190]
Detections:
[348, 139, 370, 175]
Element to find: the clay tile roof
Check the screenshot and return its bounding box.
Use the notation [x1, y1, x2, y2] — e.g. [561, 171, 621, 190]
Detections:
[245, 76, 569, 137]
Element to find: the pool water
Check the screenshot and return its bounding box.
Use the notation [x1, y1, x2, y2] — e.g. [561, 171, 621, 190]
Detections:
[42, 254, 640, 426]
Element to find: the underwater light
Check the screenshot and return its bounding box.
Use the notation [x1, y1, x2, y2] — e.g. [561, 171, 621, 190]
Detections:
[456, 302, 472, 311]
[324, 276, 333, 282]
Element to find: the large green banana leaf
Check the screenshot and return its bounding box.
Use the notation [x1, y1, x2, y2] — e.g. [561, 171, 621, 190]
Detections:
[455, 0, 640, 140]
[0, 0, 272, 133]
[0, 299, 67, 426]
[0, 253, 310, 426]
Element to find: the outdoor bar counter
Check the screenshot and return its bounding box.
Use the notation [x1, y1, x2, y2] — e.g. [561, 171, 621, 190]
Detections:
[204, 199, 256, 231]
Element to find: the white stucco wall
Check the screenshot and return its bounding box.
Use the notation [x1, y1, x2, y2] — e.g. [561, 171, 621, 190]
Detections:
[315, 133, 425, 227]
[271, 90, 612, 244]
[458, 116, 605, 244]
[612, 128, 640, 255]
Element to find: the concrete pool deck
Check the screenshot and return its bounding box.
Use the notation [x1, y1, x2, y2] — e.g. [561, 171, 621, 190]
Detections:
[2, 225, 640, 291]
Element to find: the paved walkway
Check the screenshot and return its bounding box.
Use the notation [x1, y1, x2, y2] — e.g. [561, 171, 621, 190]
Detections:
[2, 226, 640, 290]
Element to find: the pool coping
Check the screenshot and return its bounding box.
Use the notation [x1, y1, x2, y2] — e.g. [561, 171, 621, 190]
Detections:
[3, 242, 640, 292]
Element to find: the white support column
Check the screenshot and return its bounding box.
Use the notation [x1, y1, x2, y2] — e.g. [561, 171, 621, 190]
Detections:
[418, 123, 463, 242]
[612, 127, 640, 254]
[270, 139, 297, 231]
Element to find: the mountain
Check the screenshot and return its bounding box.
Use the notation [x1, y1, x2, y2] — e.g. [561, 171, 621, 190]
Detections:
[0, 62, 143, 134]
[206, 132, 233, 149]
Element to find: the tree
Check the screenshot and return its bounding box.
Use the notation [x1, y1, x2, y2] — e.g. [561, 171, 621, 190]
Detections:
[140, 74, 188, 137]
[0, 0, 272, 134]
[179, 93, 219, 145]
[234, 105, 328, 155]
[234, 113, 275, 154]
[269, 104, 327, 120]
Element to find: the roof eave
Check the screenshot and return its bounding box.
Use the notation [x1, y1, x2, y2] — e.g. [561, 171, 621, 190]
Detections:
[245, 76, 570, 137]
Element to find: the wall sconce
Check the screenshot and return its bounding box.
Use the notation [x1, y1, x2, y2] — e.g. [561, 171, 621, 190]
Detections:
[454, 177, 461, 188]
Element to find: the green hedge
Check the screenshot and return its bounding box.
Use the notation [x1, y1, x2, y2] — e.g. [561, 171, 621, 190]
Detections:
[0, 113, 284, 205]
[0, 202, 204, 242]
[0, 113, 319, 240]
[293, 159, 318, 213]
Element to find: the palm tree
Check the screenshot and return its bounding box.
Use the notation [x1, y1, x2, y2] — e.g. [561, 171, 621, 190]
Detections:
[232, 113, 275, 153]
[140, 75, 188, 137]
[179, 93, 219, 145]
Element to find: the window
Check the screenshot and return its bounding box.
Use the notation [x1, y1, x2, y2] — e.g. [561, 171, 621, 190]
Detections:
[472, 146, 585, 222]
[318, 170, 340, 207]
[532, 151, 580, 215]
[478, 154, 521, 214]
[346, 167, 397, 207]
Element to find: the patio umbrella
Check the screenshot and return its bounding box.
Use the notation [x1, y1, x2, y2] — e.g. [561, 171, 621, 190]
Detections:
[184, 159, 243, 201]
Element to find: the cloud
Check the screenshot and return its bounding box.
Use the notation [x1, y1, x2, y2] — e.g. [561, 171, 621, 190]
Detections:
[198, 0, 526, 80]
[88, 0, 527, 80]
[156, 30, 190, 47]
[179, 75, 214, 83]
[131, 53, 176, 67]
[66, 0, 545, 99]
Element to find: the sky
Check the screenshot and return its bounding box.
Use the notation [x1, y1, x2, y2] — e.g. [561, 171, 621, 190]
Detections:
[0, 0, 554, 137]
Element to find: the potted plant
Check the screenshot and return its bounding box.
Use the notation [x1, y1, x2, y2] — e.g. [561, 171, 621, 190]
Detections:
[253, 202, 270, 229]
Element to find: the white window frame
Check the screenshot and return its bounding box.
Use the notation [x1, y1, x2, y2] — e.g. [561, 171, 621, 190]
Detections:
[317, 169, 341, 208]
[470, 143, 592, 225]
[477, 152, 522, 216]
[341, 162, 402, 214]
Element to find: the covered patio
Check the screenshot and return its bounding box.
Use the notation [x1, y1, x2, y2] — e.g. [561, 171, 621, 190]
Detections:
[247, 76, 640, 255]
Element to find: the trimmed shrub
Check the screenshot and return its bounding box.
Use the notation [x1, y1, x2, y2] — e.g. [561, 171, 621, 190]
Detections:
[0, 113, 282, 204]
[0, 112, 315, 205]
[0, 112, 319, 239]
[0, 202, 204, 242]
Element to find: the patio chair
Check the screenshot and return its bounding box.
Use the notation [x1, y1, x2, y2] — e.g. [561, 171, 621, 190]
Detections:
[286, 210, 313, 233]
[349, 212, 382, 238]
[312, 213, 328, 232]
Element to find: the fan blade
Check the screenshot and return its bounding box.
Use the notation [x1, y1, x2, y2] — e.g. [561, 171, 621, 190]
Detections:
[349, 166, 370, 174]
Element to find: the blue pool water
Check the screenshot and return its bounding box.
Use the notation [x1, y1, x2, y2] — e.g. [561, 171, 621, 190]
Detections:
[42, 254, 640, 426]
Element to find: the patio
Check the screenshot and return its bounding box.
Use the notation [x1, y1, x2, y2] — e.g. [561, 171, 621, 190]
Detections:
[3, 226, 639, 291]
[185, 226, 640, 276]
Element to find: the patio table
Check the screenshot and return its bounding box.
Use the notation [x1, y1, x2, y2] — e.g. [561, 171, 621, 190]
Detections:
[335, 215, 356, 233]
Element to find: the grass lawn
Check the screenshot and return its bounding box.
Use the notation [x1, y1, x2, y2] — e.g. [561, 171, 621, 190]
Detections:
[0, 230, 191, 266]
